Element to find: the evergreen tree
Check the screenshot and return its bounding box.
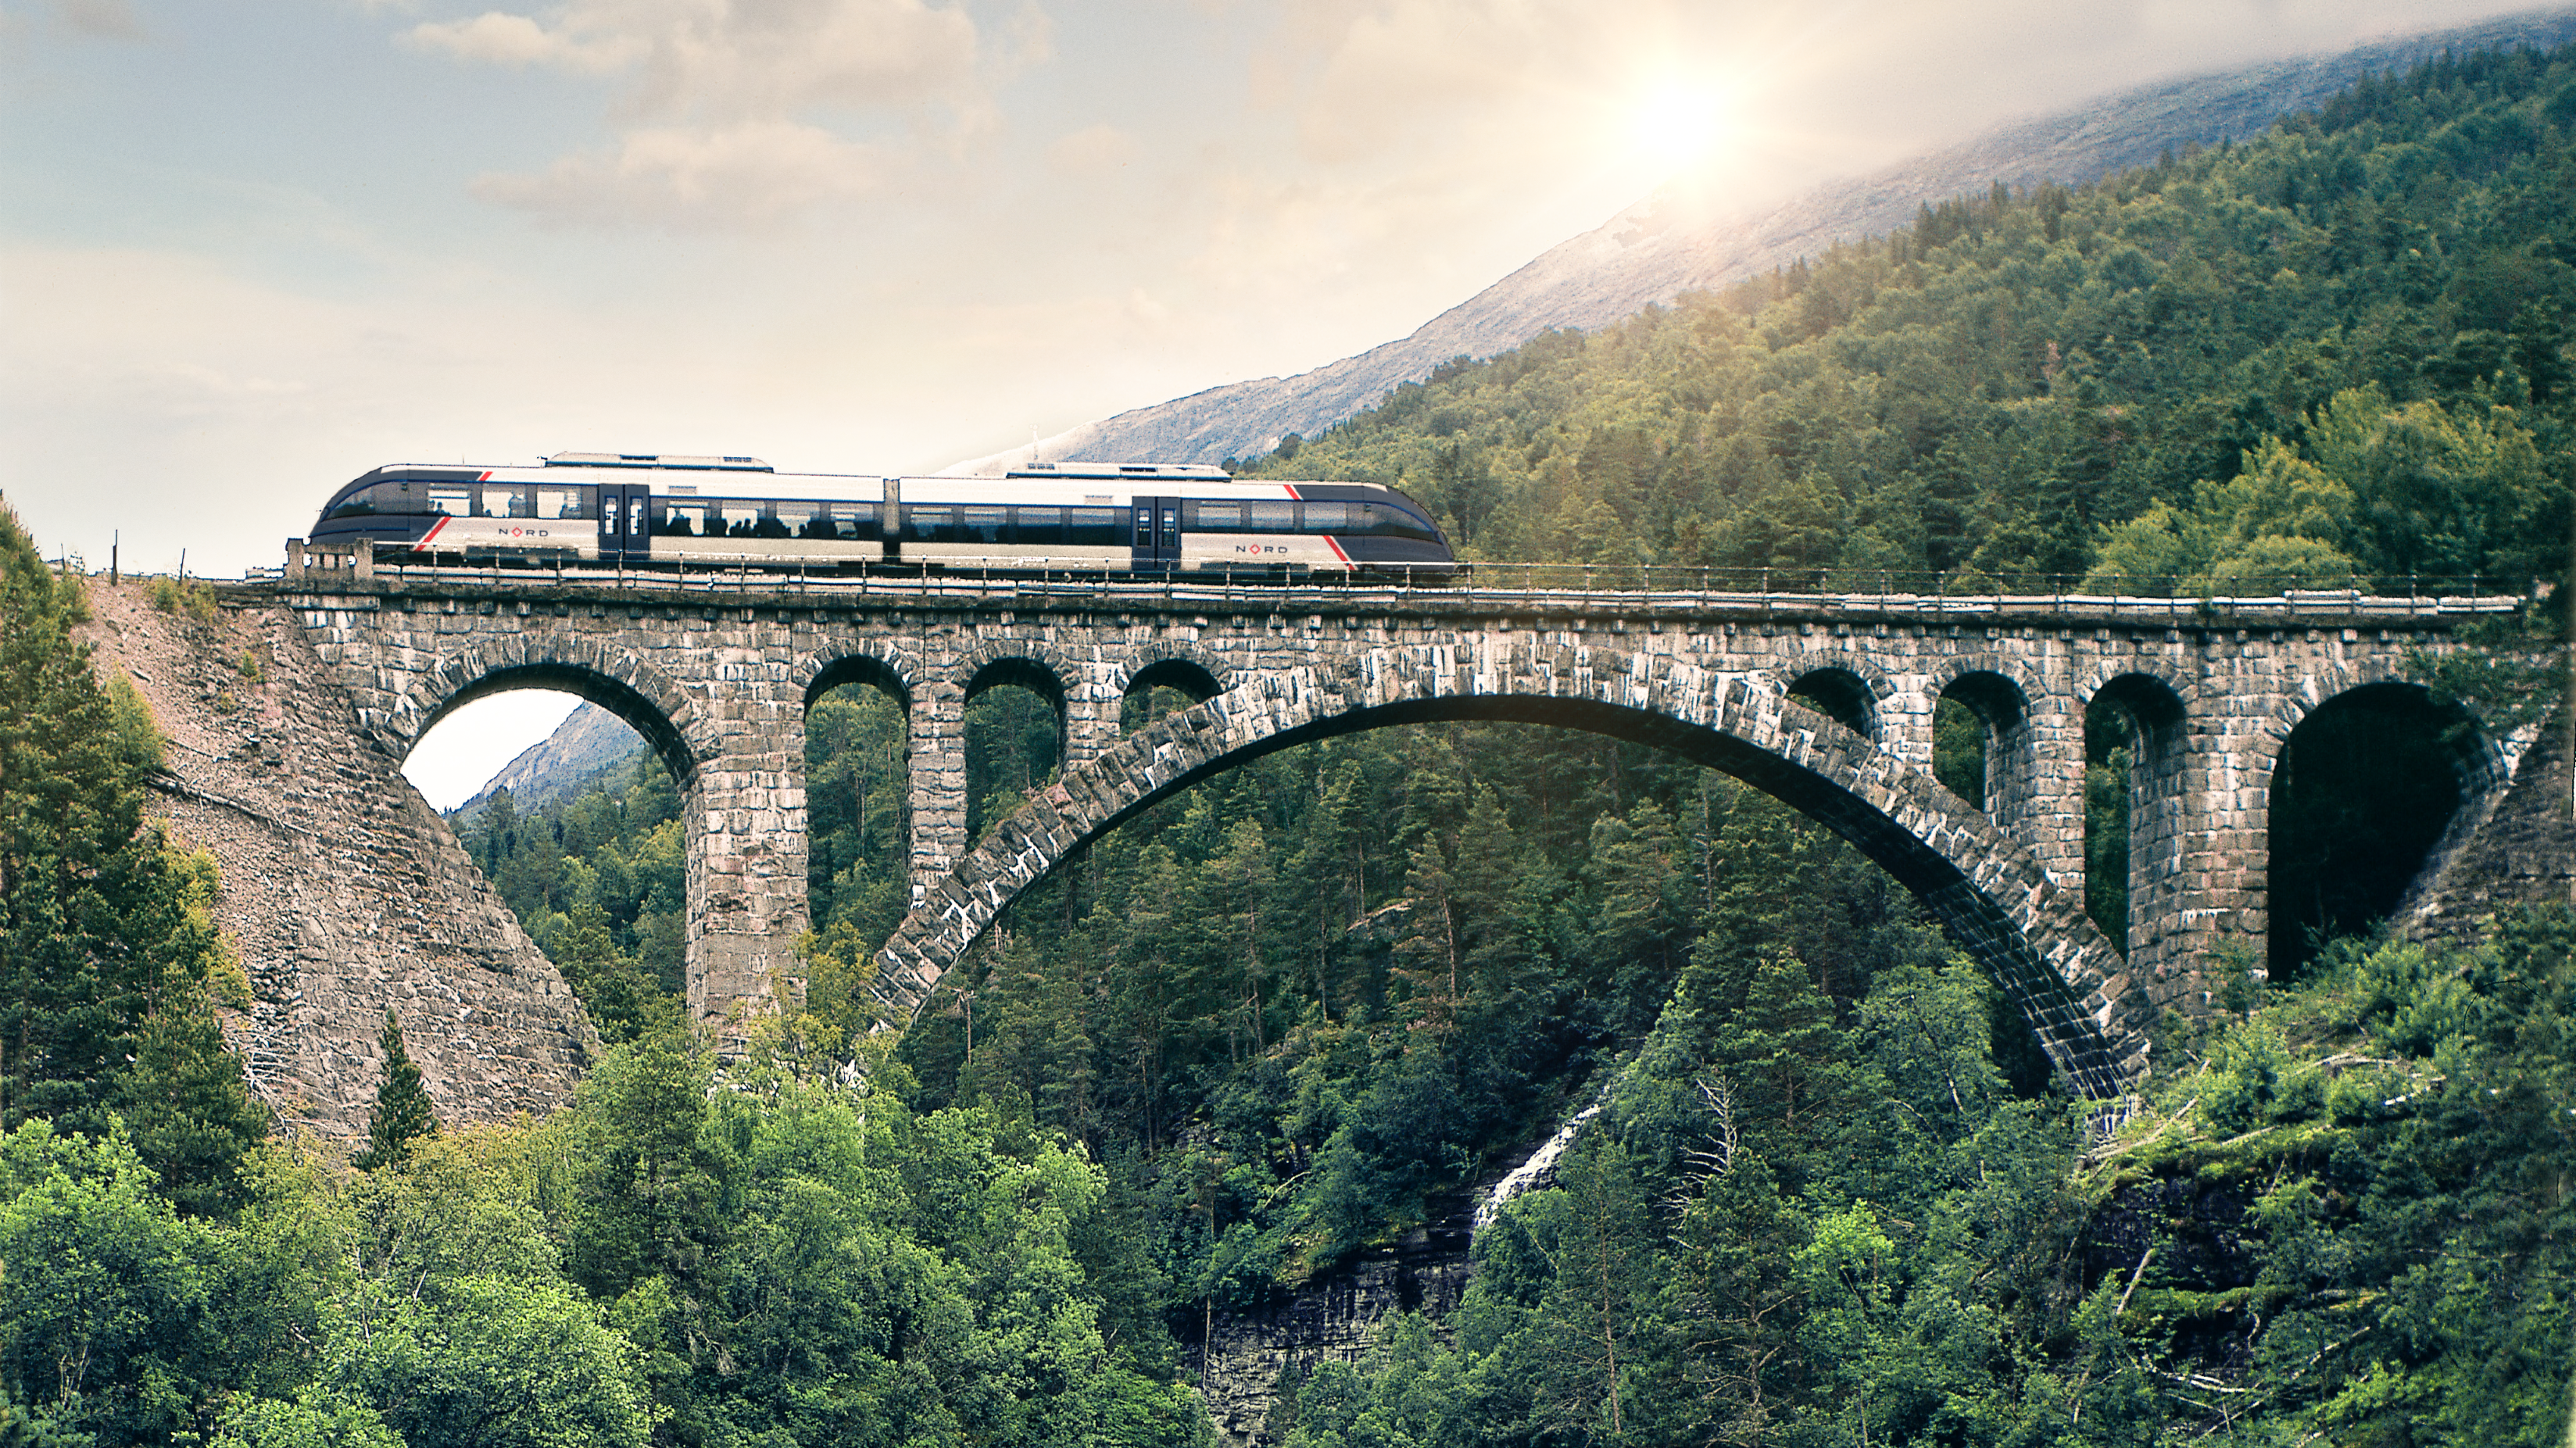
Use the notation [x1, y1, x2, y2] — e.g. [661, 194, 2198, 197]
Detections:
[351, 1010, 435, 1172]
[0, 507, 260, 1214]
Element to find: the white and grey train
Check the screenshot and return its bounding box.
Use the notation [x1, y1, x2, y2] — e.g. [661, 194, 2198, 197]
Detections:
[311, 452, 1458, 577]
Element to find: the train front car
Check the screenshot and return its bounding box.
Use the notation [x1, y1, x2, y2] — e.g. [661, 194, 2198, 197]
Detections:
[310, 464, 613, 562]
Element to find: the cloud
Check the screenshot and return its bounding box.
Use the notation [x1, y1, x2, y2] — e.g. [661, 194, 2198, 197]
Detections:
[17, 0, 146, 38]
[405, 9, 637, 70]
[407, 0, 983, 224]
[1048, 123, 1136, 175]
[471, 120, 887, 227]
[406, 0, 980, 116]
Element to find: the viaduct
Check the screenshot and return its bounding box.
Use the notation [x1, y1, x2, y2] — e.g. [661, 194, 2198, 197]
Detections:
[274, 555, 2530, 1099]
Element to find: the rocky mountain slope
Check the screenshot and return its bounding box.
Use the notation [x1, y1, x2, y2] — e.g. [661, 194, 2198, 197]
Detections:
[950, 5, 2576, 475]
[452, 701, 646, 829]
[77, 581, 596, 1141]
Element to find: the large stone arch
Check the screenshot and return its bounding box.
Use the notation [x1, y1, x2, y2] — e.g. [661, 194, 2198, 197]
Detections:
[392, 635, 705, 789]
[2255, 658, 2513, 794]
[2256, 664, 2517, 971]
[875, 644, 2148, 1097]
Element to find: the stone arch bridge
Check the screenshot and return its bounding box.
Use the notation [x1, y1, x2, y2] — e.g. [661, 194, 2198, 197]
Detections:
[280, 569, 2528, 1099]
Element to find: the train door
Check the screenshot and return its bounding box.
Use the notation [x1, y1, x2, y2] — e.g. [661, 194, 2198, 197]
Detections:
[1132, 495, 1181, 571]
[598, 483, 653, 563]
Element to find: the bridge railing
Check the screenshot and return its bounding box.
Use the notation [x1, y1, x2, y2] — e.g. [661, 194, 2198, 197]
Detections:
[266, 549, 2527, 619]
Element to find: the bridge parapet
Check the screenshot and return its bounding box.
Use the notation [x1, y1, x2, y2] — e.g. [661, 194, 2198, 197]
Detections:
[256, 568, 2531, 1088]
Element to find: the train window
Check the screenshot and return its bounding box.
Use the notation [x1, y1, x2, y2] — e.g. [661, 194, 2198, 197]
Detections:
[327, 488, 381, 520]
[775, 502, 819, 538]
[1247, 501, 1296, 531]
[657, 502, 707, 537]
[535, 488, 585, 520]
[1015, 506, 1063, 545]
[1068, 508, 1121, 547]
[908, 506, 954, 542]
[1349, 503, 1438, 542]
[1189, 502, 1244, 531]
[427, 486, 472, 517]
[962, 506, 1007, 543]
[1299, 502, 1350, 531]
[714, 500, 764, 538]
[478, 485, 531, 519]
[825, 502, 880, 542]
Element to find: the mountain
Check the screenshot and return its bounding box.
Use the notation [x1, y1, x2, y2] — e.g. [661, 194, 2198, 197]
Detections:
[450, 702, 646, 828]
[947, 5, 2576, 474]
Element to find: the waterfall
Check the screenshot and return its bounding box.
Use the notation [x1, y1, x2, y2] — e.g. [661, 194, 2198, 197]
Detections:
[1472, 1096, 1605, 1235]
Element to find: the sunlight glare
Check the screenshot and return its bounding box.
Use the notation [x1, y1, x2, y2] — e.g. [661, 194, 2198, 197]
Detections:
[1630, 80, 1731, 174]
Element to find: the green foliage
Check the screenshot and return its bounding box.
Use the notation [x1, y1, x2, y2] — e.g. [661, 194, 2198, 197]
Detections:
[350, 1010, 435, 1172]
[0, 509, 262, 1216]
[453, 756, 689, 1037]
[0, 1122, 229, 1445]
[322, 1275, 654, 1448]
[144, 575, 215, 622]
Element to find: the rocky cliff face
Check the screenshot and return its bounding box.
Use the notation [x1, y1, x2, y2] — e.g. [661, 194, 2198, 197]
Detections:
[2406, 701, 2576, 943]
[950, 7, 2576, 475]
[1189, 1210, 1478, 1448]
[78, 581, 596, 1144]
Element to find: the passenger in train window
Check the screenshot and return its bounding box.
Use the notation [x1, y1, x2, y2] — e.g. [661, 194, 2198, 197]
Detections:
[535, 487, 585, 520]
[480, 486, 531, 519]
[829, 503, 879, 542]
[427, 486, 472, 516]
[660, 502, 707, 537]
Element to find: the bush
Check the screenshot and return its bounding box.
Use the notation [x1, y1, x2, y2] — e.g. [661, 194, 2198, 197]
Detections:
[145, 574, 216, 621]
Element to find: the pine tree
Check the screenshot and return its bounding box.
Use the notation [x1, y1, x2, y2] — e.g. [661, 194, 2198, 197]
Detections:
[352, 1007, 436, 1171]
[0, 505, 262, 1212]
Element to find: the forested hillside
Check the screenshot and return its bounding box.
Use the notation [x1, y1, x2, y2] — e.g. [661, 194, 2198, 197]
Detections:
[5, 42, 2575, 1448]
[1240, 48, 2576, 601]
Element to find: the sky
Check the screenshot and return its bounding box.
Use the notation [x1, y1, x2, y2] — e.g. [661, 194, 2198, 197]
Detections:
[2, 0, 2552, 806]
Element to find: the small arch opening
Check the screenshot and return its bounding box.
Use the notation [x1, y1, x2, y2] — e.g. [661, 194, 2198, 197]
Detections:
[2084, 674, 2188, 952]
[2270, 683, 2482, 981]
[1934, 671, 2030, 813]
[1120, 657, 1222, 735]
[406, 678, 687, 1045]
[964, 658, 1065, 842]
[1786, 667, 1877, 740]
[806, 656, 912, 949]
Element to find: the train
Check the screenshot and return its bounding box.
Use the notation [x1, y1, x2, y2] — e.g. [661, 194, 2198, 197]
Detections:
[309, 452, 1458, 577]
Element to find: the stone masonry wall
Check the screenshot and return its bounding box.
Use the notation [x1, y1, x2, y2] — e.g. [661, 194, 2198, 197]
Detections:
[279, 574, 2518, 1092]
[80, 582, 595, 1143]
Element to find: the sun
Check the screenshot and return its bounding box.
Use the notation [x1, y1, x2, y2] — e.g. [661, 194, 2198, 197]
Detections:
[1628, 80, 1731, 174]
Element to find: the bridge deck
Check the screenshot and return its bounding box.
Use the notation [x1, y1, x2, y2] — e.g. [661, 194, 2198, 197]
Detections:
[244, 560, 2525, 626]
